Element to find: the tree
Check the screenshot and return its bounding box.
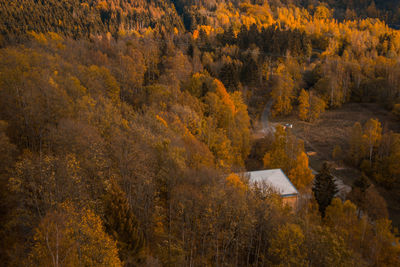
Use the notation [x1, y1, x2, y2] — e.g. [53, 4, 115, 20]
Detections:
[288, 151, 314, 191]
[309, 94, 326, 122]
[264, 125, 311, 189]
[0, 121, 17, 264]
[102, 180, 145, 266]
[298, 89, 310, 121]
[312, 163, 338, 217]
[268, 223, 307, 267]
[263, 125, 290, 170]
[314, 5, 332, 20]
[29, 202, 122, 267]
[324, 198, 366, 254]
[393, 104, 400, 118]
[305, 223, 356, 267]
[348, 122, 365, 166]
[203, 79, 251, 167]
[226, 173, 247, 194]
[353, 173, 370, 194]
[298, 90, 325, 122]
[332, 145, 342, 161]
[349, 173, 389, 220]
[362, 118, 382, 164]
[270, 72, 295, 117]
[371, 219, 400, 266]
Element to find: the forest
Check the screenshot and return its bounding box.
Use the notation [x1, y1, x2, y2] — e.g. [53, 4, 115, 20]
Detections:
[0, 0, 400, 266]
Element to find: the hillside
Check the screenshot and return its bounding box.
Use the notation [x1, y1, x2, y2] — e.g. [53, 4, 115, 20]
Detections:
[316, 0, 400, 24]
[0, 1, 400, 266]
[0, 0, 183, 40]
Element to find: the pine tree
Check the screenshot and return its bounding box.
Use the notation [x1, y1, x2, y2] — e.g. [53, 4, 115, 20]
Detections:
[312, 162, 338, 217]
[353, 173, 370, 193]
[103, 180, 145, 266]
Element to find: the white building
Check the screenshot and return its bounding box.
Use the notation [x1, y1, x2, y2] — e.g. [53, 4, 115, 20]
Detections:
[245, 169, 299, 208]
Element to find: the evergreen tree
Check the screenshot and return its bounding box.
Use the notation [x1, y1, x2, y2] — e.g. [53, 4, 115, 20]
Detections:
[103, 180, 145, 266]
[312, 162, 338, 217]
[353, 173, 371, 193]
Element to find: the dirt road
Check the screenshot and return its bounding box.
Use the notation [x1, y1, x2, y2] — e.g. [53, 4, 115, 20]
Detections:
[260, 99, 276, 134]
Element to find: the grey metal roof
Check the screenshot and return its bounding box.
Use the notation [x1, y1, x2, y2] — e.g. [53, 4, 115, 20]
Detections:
[245, 169, 299, 197]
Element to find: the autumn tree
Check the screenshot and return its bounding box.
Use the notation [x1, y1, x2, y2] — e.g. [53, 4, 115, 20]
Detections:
[309, 94, 326, 122]
[304, 224, 355, 266]
[29, 203, 122, 267]
[264, 125, 312, 190]
[204, 79, 250, 167]
[270, 72, 295, 117]
[370, 219, 400, 266]
[348, 122, 365, 166]
[289, 151, 314, 191]
[324, 198, 366, 254]
[349, 176, 389, 221]
[263, 125, 290, 170]
[298, 89, 310, 121]
[298, 89, 326, 122]
[0, 121, 17, 264]
[363, 118, 382, 164]
[268, 223, 307, 266]
[373, 132, 400, 187]
[325, 198, 400, 265]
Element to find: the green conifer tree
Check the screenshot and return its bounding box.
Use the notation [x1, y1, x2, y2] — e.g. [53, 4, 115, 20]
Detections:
[312, 162, 338, 217]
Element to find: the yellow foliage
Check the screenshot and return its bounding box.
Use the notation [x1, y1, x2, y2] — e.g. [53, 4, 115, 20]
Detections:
[362, 118, 382, 162]
[298, 89, 310, 121]
[269, 223, 306, 266]
[226, 173, 247, 192]
[213, 79, 235, 114]
[29, 203, 122, 267]
[193, 29, 199, 40]
[28, 31, 47, 45]
[96, 1, 108, 10]
[217, 13, 230, 26]
[156, 114, 168, 128]
[289, 152, 314, 190]
[197, 25, 213, 36]
[48, 32, 63, 42]
[270, 73, 294, 117]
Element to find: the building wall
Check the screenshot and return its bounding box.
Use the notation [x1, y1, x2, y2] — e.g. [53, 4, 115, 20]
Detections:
[283, 195, 298, 210]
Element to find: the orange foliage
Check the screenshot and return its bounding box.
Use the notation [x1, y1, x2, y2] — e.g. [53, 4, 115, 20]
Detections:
[156, 114, 168, 128]
[226, 173, 247, 192]
[213, 79, 235, 114]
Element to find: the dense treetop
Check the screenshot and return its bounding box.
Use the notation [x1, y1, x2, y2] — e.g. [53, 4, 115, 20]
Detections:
[0, 0, 400, 266]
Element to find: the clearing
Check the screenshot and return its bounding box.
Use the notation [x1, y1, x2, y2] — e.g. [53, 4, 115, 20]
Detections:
[266, 103, 400, 228]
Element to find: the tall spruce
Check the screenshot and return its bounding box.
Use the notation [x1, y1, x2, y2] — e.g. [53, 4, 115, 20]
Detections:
[312, 162, 338, 217]
[103, 180, 145, 266]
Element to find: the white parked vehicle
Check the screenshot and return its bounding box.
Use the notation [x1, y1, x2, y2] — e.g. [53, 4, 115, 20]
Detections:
[284, 123, 293, 129]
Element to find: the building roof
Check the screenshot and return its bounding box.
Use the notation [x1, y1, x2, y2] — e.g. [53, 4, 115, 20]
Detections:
[245, 169, 298, 197]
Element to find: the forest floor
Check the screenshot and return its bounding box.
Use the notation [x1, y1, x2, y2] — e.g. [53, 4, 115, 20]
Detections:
[264, 102, 400, 229]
